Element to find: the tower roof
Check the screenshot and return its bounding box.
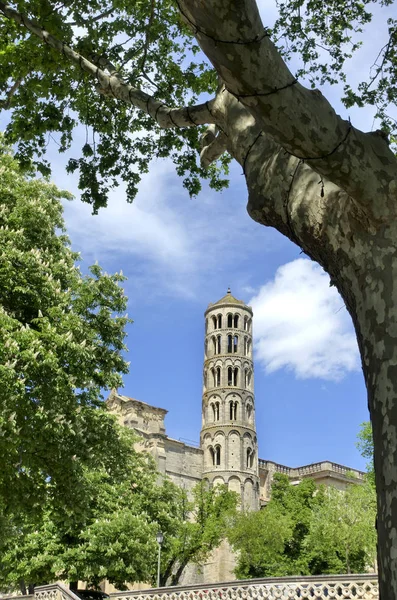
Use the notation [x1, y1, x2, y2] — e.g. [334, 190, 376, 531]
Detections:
[205, 288, 252, 313]
[214, 287, 245, 306]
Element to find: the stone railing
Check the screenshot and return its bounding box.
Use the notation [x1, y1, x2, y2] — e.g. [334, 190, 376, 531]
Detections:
[258, 460, 365, 481]
[1, 584, 82, 600]
[110, 574, 378, 600]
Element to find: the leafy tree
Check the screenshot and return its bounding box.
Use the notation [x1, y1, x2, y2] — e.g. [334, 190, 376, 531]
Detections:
[0, 1, 397, 594]
[228, 474, 324, 578]
[0, 443, 181, 591]
[304, 480, 377, 574]
[160, 483, 238, 586]
[0, 138, 130, 520]
[0, 474, 237, 591]
[356, 422, 375, 486]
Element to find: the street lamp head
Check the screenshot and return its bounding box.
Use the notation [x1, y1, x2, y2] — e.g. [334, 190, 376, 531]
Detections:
[156, 531, 164, 545]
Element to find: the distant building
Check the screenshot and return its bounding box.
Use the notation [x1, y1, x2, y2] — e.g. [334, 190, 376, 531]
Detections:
[107, 289, 364, 583]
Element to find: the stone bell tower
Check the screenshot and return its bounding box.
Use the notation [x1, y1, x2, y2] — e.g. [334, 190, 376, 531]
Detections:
[200, 289, 259, 510]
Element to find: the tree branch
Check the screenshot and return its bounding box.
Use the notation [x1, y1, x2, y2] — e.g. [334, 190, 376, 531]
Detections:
[0, 2, 216, 129]
[0, 77, 23, 109]
[178, 0, 397, 214]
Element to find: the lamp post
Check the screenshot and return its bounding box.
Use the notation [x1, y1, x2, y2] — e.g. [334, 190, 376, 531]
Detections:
[156, 531, 163, 588]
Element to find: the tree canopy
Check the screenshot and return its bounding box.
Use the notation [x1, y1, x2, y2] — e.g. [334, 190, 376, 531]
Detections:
[227, 474, 377, 579]
[0, 138, 131, 520]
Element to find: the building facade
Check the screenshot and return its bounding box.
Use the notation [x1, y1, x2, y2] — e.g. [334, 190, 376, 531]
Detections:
[107, 289, 364, 583]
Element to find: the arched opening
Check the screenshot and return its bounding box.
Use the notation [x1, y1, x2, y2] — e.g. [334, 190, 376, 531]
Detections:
[212, 315, 217, 329]
[244, 316, 248, 331]
[209, 446, 215, 466]
[227, 313, 233, 328]
[247, 370, 252, 388]
[247, 339, 252, 355]
[227, 334, 233, 353]
[234, 314, 239, 328]
[217, 314, 222, 329]
[246, 403, 252, 420]
[229, 400, 237, 420]
[217, 334, 221, 354]
[246, 448, 254, 468]
[204, 370, 207, 390]
[213, 401, 220, 421]
[212, 336, 216, 355]
[215, 445, 221, 466]
[228, 367, 233, 386]
[233, 335, 238, 353]
[205, 339, 208, 358]
[233, 367, 238, 386]
[216, 367, 221, 387]
[205, 318, 208, 333]
[244, 336, 248, 356]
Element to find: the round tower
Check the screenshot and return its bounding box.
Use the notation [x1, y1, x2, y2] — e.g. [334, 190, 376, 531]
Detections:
[201, 289, 259, 510]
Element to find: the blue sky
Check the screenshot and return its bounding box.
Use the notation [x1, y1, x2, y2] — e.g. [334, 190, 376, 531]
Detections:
[6, 0, 396, 472]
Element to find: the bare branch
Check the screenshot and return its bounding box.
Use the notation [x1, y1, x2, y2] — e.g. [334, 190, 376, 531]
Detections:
[0, 77, 23, 109]
[0, 2, 216, 129]
[66, 9, 113, 27]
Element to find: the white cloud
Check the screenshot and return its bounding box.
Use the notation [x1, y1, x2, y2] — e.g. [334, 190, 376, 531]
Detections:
[249, 259, 360, 380]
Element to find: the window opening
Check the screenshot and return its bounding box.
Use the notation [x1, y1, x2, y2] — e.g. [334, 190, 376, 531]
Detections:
[215, 445, 221, 466]
[227, 334, 233, 353]
[217, 335, 221, 354]
[234, 314, 239, 328]
[233, 335, 238, 353]
[227, 314, 233, 328]
[216, 367, 221, 387]
[212, 316, 217, 329]
[217, 314, 222, 329]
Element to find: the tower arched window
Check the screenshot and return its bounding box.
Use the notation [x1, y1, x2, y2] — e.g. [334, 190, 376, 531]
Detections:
[205, 339, 208, 358]
[217, 314, 222, 329]
[204, 370, 207, 390]
[227, 334, 232, 353]
[227, 313, 233, 328]
[244, 337, 248, 356]
[216, 335, 221, 354]
[233, 335, 238, 353]
[244, 316, 248, 331]
[211, 368, 216, 388]
[212, 336, 217, 355]
[247, 448, 254, 468]
[205, 318, 208, 333]
[234, 314, 239, 328]
[212, 401, 220, 421]
[244, 368, 248, 388]
[215, 445, 221, 466]
[228, 367, 238, 386]
[247, 339, 252, 356]
[212, 315, 217, 329]
[247, 370, 252, 388]
[216, 367, 221, 387]
[209, 446, 215, 466]
[246, 403, 252, 421]
[229, 400, 237, 420]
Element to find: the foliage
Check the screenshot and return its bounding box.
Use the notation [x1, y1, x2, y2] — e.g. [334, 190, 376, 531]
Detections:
[304, 480, 377, 574]
[0, 138, 131, 520]
[273, 0, 397, 137]
[161, 483, 239, 586]
[0, 473, 237, 591]
[356, 421, 375, 485]
[0, 442, 181, 591]
[228, 474, 324, 578]
[0, 0, 229, 211]
[228, 474, 376, 579]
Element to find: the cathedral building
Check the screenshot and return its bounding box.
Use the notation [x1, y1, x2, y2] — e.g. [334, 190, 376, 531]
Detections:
[107, 289, 364, 583]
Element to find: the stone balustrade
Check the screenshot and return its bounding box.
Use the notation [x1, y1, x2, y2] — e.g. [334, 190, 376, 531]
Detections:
[110, 574, 378, 600]
[0, 575, 378, 600]
[258, 460, 364, 481]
